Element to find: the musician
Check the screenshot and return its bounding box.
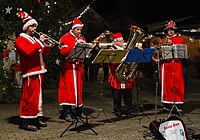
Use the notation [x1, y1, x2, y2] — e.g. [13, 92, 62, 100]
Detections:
[84, 42, 101, 82]
[108, 33, 134, 118]
[58, 18, 86, 121]
[160, 20, 185, 115]
[89, 42, 101, 81]
[15, 11, 50, 131]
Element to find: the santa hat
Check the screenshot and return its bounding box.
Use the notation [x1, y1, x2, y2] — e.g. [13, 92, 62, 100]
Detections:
[112, 33, 124, 41]
[165, 20, 177, 30]
[72, 18, 84, 29]
[16, 11, 38, 31]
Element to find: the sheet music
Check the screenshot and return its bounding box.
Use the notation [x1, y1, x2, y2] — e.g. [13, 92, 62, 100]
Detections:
[92, 49, 128, 63]
[161, 44, 188, 59]
[66, 43, 93, 59]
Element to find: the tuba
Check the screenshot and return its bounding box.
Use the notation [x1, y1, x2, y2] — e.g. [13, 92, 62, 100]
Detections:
[115, 25, 144, 83]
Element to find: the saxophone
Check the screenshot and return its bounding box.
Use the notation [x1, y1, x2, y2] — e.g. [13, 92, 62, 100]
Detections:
[115, 25, 144, 83]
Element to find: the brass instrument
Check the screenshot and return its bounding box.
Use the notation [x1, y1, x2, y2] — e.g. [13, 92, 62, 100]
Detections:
[115, 25, 144, 83]
[150, 38, 162, 62]
[92, 30, 113, 48]
[34, 31, 63, 48]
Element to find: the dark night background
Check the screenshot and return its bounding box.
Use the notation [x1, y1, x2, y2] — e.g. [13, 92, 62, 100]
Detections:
[89, 0, 199, 24]
[84, 0, 199, 38]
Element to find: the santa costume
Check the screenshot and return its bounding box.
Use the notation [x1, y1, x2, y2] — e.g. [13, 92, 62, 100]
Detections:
[58, 18, 86, 117]
[15, 11, 50, 130]
[160, 20, 185, 112]
[108, 33, 134, 117]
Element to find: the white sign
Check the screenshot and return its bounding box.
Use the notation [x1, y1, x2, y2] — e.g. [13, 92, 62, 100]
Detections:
[159, 120, 187, 140]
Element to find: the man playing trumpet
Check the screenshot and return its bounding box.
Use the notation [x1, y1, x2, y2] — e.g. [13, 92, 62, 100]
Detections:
[15, 11, 50, 131]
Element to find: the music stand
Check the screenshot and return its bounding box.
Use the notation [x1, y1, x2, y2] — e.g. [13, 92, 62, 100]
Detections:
[124, 48, 156, 123]
[161, 44, 188, 60]
[92, 49, 127, 123]
[60, 43, 98, 137]
[92, 49, 128, 64]
[161, 44, 188, 118]
[66, 43, 93, 59]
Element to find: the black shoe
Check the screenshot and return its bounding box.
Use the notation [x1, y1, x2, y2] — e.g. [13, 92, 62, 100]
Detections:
[79, 113, 87, 119]
[19, 124, 37, 131]
[65, 115, 73, 122]
[125, 112, 136, 116]
[38, 120, 47, 127]
[59, 114, 65, 120]
[115, 112, 123, 118]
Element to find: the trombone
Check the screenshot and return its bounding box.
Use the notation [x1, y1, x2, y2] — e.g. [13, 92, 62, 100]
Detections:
[34, 31, 63, 48]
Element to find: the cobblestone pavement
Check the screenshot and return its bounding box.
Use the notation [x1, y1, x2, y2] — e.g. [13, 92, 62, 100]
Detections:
[1, 72, 200, 140]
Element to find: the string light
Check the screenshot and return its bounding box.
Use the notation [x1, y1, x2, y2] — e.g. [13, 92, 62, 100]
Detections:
[64, 0, 96, 26]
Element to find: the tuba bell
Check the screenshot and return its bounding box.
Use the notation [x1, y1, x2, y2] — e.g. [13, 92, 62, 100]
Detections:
[115, 25, 144, 83]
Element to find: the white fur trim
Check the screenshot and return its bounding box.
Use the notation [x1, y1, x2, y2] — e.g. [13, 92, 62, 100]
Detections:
[20, 33, 36, 44]
[114, 37, 123, 41]
[23, 19, 38, 31]
[72, 24, 83, 29]
[22, 69, 47, 78]
[20, 116, 38, 118]
[59, 103, 83, 107]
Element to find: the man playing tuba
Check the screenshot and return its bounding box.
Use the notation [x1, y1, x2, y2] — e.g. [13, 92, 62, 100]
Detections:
[107, 32, 135, 118]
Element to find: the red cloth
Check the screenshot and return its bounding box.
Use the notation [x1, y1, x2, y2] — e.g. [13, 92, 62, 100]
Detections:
[161, 34, 184, 45]
[108, 63, 134, 89]
[160, 35, 185, 104]
[12, 64, 21, 71]
[15, 33, 50, 77]
[1, 49, 11, 58]
[58, 30, 85, 107]
[15, 33, 50, 118]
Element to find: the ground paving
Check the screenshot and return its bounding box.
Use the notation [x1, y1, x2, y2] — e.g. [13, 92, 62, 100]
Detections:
[0, 72, 200, 140]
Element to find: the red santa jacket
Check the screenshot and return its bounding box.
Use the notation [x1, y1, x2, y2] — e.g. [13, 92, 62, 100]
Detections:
[58, 30, 86, 106]
[15, 33, 50, 78]
[108, 45, 134, 89]
[161, 34, 184, 45]
[160, 34, 185, 103]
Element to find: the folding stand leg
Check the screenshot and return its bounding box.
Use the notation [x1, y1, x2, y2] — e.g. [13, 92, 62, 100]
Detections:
[60, 116, 98, 137]
[79, 118, 98, 135]
[167, 61, 183, 118]
[97, 68, 115, 124]
[134, 71, 150, 124]
[60, 118, 77, 137]
[168, 104, 182, 118]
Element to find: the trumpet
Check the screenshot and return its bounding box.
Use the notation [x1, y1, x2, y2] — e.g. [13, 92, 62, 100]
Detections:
[34, 31, 63, 48]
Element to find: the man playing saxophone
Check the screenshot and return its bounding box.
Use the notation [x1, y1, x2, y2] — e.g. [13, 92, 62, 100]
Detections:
[108, 33, 135, 118]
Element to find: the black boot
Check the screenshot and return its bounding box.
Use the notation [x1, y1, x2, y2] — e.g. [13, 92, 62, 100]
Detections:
[37, 117, 47, 128]
[19, 118, 37, 131]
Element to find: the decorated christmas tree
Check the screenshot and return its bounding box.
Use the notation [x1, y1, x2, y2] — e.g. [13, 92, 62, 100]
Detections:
[0, 0, 94, 102]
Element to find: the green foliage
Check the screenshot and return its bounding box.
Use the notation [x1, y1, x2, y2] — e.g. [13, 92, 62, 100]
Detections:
[0, 0, 92, 93]
[43, 46, 62, 89]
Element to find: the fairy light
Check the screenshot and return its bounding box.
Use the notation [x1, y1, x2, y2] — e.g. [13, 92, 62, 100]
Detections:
[64, 0, 96, 26]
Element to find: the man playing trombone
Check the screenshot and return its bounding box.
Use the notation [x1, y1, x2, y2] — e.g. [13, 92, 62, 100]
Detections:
[15, 11, 51, 131]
